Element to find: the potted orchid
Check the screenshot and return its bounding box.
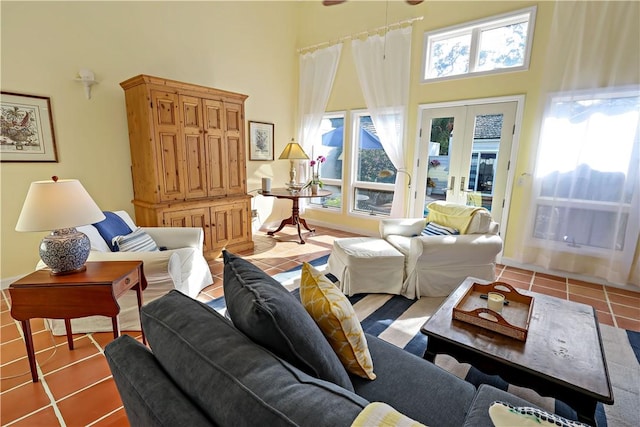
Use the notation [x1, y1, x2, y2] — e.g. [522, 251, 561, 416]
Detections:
[304, 155, 326, 194]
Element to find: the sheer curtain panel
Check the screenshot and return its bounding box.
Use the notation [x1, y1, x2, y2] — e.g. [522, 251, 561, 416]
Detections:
[352, 27, 412, 218]
[297, 44, 343, 181]
[512, 1, 640, 287]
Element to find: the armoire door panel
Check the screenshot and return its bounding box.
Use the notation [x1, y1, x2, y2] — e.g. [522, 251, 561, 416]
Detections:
[226, 136, 243, 195]
[157, 132, 184, 201]
[180, 95, 202, 130]
[228, 203, 249, 244]
[224, 101, 242, 134]
[206, 135, 227, 196]
[188, 208, 212, 252]
[184, 134, 207, 199]
[204, 99, 223, 131]
[152, 92, 178, 127]
[163, 213, 187, 228]
[180, 95, 207, 199]
[203, 99, 227, 196]
[211, 209, 230, 246]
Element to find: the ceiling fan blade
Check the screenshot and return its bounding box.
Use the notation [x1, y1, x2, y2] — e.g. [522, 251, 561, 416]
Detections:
[322, 0, 347, 5]
[406, 0, 424, 5]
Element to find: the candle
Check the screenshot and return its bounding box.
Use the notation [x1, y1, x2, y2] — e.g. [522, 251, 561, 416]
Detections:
[487, 292, 505, 313]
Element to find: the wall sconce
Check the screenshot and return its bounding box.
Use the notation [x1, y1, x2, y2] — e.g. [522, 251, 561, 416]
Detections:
[75, 69, 98, 99]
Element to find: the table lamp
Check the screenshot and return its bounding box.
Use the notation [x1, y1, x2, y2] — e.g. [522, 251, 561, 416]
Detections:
[15, 176, 106, 275]
[278, 138, 309, 186]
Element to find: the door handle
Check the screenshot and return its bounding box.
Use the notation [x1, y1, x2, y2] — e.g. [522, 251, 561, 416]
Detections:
[460, 176, 466, 191]
[449, 176, 455, 191]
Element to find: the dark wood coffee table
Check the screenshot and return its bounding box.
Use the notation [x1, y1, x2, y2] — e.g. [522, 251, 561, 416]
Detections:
[421, 277, 613, 425]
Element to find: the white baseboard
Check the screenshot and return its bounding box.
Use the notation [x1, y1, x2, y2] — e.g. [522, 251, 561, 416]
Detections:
[1, 275, 25, 290]
[303, 218, 378, 238]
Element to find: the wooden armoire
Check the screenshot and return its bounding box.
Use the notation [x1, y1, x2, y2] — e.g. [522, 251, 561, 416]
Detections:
[120, 74, 253, 259]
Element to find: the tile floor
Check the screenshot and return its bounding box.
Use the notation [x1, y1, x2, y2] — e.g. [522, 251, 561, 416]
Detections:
[1, 226, 639, 426]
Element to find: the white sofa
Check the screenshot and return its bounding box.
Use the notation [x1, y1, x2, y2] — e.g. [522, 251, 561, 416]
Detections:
[39, 211, 213, 335]
[379, 203, 503, 299]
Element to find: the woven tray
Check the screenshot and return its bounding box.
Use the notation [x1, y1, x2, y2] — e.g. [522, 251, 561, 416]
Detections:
[452, 282, 534, 341]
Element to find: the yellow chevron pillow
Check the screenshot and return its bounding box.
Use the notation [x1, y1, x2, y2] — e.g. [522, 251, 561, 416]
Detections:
[300, 263, 376, 380]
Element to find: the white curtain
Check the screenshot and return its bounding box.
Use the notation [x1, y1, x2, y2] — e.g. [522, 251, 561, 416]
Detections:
[297, 43, 343, 181]
[352, 27, 412, 218]
[512, 1, 640, 286]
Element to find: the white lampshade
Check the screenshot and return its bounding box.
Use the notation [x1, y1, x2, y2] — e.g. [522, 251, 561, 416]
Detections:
[16, 178, 105, 232]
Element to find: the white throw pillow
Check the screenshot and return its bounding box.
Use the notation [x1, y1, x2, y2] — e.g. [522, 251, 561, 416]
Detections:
[112, 227, 159, 252]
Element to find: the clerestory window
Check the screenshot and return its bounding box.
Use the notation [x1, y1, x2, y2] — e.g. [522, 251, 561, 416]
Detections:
[421, 6, 536, 82]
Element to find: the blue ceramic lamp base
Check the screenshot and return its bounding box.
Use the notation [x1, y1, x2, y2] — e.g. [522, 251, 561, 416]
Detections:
[39, 228, 91, 275]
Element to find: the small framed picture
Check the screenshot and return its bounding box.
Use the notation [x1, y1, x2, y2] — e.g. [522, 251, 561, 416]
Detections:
[248, 121, 274, 161]
[1, 92, 58, 162]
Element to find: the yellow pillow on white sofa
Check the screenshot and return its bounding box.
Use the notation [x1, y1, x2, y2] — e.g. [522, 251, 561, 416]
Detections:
[300, 262, 376, 380]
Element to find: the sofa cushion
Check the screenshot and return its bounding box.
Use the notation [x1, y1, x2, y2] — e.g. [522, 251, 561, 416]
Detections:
[104, 335, 215, 427]
[300, 262, 375, 380]
[222, 251, 354, 391]
[351, 402, 426, 427]
[112, 227, 160, 252]
[489, 402, 590, 427]
[351, 334, 476, 427]
[92, 211, 133, 251]
[141, 290, 368, 427]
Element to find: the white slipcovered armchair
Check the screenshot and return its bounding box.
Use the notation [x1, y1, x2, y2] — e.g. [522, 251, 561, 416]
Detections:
[379, 202, 503, 299]
[39, 210, 213, 335]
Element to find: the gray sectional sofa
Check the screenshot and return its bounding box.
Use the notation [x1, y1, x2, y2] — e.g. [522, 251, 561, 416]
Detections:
[104, 252, 564, 426]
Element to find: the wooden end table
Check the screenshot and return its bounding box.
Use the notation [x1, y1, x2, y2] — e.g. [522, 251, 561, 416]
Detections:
[260, 188, 332, 244]
[421, 277, 613, 426]
[9, 261, 147, 382]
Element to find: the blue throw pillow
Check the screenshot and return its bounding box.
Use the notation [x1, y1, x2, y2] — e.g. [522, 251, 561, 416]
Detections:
[421, 221, 460, 236]
[92, 212, 133, 252]
[222, 251, 355, 391]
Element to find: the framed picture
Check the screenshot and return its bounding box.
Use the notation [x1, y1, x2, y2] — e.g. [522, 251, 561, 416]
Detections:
[248, 121, 274, 161]
[1, 92, 58, 162]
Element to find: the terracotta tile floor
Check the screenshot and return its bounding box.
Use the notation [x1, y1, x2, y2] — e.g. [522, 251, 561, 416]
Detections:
[1, 226, 639, 426]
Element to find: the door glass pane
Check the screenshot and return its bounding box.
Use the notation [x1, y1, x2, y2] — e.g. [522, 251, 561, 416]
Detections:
[466, 114, 502, 210]
[425, 117, 453, 214]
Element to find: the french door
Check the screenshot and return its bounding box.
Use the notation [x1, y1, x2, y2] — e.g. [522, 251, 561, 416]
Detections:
[414, 101, 518, 230]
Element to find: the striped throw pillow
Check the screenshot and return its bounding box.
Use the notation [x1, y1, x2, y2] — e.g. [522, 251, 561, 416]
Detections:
[112, 228, 159, 252]
[421, 221, 460, 236]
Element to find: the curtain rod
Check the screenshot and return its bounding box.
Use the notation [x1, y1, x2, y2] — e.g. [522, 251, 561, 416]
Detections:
[297, 16, 423, 54]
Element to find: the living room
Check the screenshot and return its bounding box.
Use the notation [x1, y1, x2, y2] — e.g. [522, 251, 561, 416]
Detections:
[1, 0, 639, 426]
